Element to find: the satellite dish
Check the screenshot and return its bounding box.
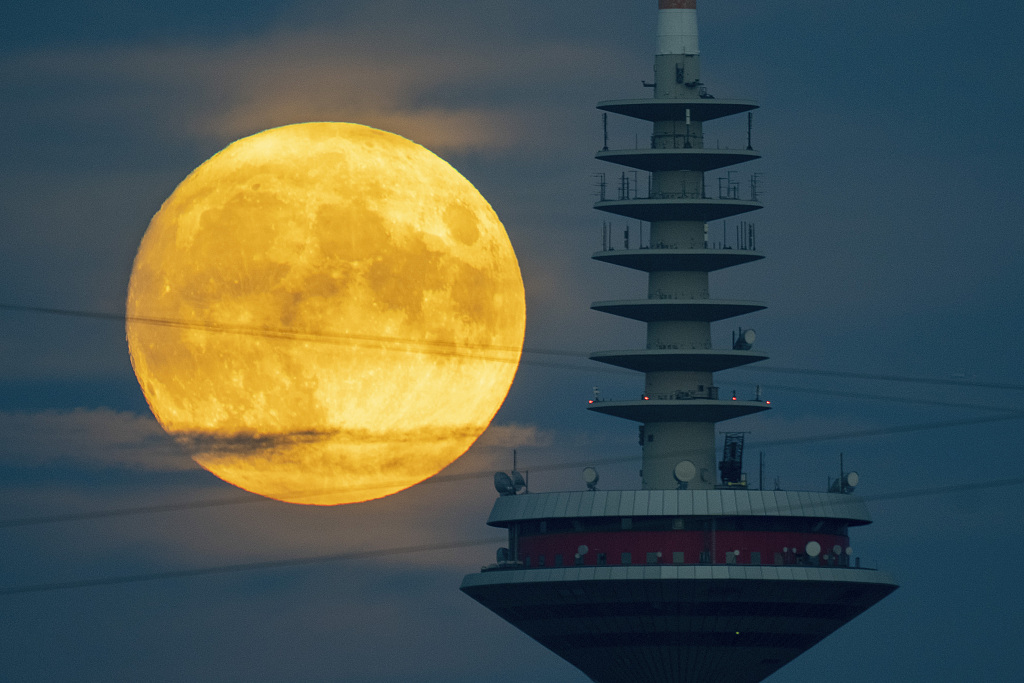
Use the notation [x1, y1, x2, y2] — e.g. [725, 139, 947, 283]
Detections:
[845, 471, 859, 488]
[510, 470, 527, 493]
[673, 460, 697, 483]
[805, 541, 821, 557]
[497, 547, 510, 563]
[577, 545, 589, 556]
[582, 467, 599, 490]
[733, 328, 756, 350]
[845, 546, 853, 556]
[493, 471, 515, 496]
[833, 544, 842, 555]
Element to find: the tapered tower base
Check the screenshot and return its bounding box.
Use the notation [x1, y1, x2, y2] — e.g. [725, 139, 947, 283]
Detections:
[463, 567, 896, 683]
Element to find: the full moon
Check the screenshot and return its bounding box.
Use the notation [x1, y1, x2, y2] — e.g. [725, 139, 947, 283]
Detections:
[126, 123, 526, 505]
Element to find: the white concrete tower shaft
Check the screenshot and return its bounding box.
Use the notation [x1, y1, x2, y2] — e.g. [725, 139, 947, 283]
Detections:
[589, 0, 769, 490]
[649, 0, 712, 490]
[657, 0, 699, 56]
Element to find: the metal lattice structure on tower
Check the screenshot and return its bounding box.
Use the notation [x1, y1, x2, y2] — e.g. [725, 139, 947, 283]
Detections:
[462, 3, 896, 681]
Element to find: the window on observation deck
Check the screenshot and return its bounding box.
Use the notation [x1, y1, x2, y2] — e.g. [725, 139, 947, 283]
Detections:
[646, 552, 661, 564]
[672, 551, 685, 564]
[598, 553, 607, 566]
[554, 554, 564, 568]
[750, 551, 761, 565]
[621, 552, 632, 565]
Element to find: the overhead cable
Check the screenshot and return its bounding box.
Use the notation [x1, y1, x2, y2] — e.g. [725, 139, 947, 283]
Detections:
[3, 302, 1020, 390]
[2, 474, 1023, 596]
[1, 411, 1021, 529]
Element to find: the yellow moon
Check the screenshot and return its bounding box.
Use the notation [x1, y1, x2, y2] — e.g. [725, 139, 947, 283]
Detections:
[126, 123, 525, 505]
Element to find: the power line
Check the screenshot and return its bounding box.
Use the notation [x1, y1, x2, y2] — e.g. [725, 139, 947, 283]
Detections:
[0, 537, 503, 596]
[0, 302, 524, 360]
[547, 412, 1024, 472]
[3, 302, 1021, 390]
[2, 474, 1023, 597]
[2, 410, 1021, 530]
[859, 476, 1024, 504]
[746, 365, 1024, 393]
[736, 383, 1021, 414]
[0, 302, 623, 376]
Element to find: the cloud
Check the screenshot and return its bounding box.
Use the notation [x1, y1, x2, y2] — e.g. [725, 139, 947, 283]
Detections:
[0, 404, 551, 474]
[2, 21, 612, 155]
[0, 408, 559, 576]
[0, 408, 195, 471]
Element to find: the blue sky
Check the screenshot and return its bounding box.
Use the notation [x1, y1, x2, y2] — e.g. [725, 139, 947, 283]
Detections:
[2, 1, 1023, 681]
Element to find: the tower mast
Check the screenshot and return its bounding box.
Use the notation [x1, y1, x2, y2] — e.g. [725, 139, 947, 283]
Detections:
[590, 0, 768, 490]
[462, 4, 897, 681]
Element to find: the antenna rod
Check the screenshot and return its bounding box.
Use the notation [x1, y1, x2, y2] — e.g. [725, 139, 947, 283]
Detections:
[747, 112, 753, 150]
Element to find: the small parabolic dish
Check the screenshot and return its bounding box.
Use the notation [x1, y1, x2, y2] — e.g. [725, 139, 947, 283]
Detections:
[673, 460, 697, 483]
[494, 471, 515, 495]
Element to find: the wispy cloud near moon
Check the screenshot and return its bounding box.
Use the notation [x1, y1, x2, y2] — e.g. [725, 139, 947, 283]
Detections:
[3, 23, 607, 154]
[0, 408, 194, 471]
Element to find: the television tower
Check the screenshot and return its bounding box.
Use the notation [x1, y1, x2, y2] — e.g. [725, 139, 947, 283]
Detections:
[462, 2, 897, 681]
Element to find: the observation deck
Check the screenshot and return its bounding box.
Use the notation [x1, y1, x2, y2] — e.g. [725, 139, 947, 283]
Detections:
[462, 488, 896, 683]
[484, 489, 874, 526]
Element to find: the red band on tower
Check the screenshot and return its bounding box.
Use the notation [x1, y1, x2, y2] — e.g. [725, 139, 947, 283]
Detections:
[659, 0, 696, 9]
